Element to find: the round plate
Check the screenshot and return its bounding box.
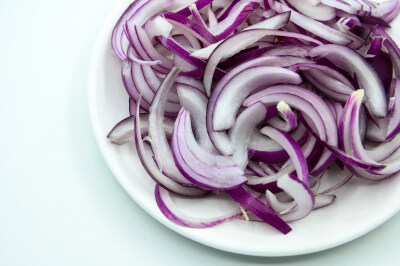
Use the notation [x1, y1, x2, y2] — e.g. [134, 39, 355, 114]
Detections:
[89, 0, 400, 257]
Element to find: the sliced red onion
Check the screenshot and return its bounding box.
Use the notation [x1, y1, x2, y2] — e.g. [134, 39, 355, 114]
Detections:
[321, 0, 358, 14]
[226, 186, 292, 234]
[336, 16, 361, 33]
[247, 161, 270, 176]
[261, 44, 311, 57]
[318, 171, 353, 194]
[244, 85, 339, 175]
[206, 57, 305, 156]
[267, 189, 335, 213]
[178, 112, 239, 169]
[286, 0, 336, 21]
[244, 85, 338, 146]
[209, 56, 289, 99]
[124, 0, 175, 66]
[156, 36, 205, 68]
[156, 35, 226, 79]
[189, 3, 207, 28]
[244, 167, 258, 176]
[163, 12, 218, 45]
[129, 98, 144, 116]
[261, 126, 309, 186]
[132, 62, 180, 114]
[211, 67, 302, 131]
[276, 174, 315, 222]
[218, 46, 272, 70]
[325, 99, 338, 123]
[136, 25, 176, 68]
[386, 79, 400, 140]
[333, 101, 344, 127]
[337, 91, 391, 179]
[298, 63, 354, 88]
[266, 190, 296, 214]
[294, 64, 355, 100]
[172, 109, 247, 190]
[245, 10, 291, 30]
[276, 134, 317, 170]
[229, 102, 268, 169]
[190, 12, 305, 60]
[341, 91, 375, 157]
[175, 0, 213, 16]
[359, 37, 383, 58]
[126, 47, 162, 66]
[268, 101, 298, 132]
[304, 72, 353, 103]
[191, 12, 306, 59]
[204, 29, 322, 95]
[155, 185, 241, 228]
[345, 90, 400, 176]
[260, 161, 279, 175]
[365, 117, 389, 142]
[297, 110, 384, 171]
[165, 0, 197, 13]
[249, 124, 308, 164]
[122, 61, 152, 112]
[369, 51, 393, 95]
[111, 0, 148, 60]
[124, 24, 169, 73]
[172, 32, 202, 50]
[309, 44, 388, 118]
[141, 65, 179, 103]
[268, 0, 359, 47]
[134, 98, 205, 196]
[107, 115, 174, 145]
[313, 194, 336, 209]
[371, 0, 400, 23]
[149, 67, 192, 185]
[389, 97, 396, 115]
[208, 1, 260, 40]
[144, 16, 173, 40]
[217, 0, 240, 21]
[109, 0, 400, 234]
[176, 84, 214, 151]
[206, 5, 218, 27]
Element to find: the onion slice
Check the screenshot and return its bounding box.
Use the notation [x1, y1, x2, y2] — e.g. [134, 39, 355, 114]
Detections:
[260, 126, 309, 186]
[155, 185, 241, 228]
[229, 102, 268, 169]
[107, 115, 174, 145]
[135, 98, 206, 196]
[277, 174, 315, 223]
[309, 44, 388, 118]
[108, 0, 400, 234]
[172, 108, 247, 190]
[190, 11, 292, 60]
[211, 67, 302, 131]
[149, 67, 192, 185]
[203, 29, 322, 95]
[226, 186, 292, 234]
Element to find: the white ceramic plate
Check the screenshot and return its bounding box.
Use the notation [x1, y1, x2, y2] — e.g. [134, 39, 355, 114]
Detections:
[89, 0, 400, 257]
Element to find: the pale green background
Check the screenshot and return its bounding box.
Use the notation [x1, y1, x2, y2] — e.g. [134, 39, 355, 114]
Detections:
[1, 0, 400, 265]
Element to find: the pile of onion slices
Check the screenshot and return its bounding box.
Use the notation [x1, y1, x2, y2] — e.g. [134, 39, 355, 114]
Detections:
[107, 0, 400, 234]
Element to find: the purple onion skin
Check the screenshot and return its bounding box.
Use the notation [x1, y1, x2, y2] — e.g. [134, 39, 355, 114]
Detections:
[155, 185, 241, 228]
[247, 182, 283, 194]
[368, 51, 393, 94]
[176, 0, 213, 17]
[226, 186, 292, 234]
